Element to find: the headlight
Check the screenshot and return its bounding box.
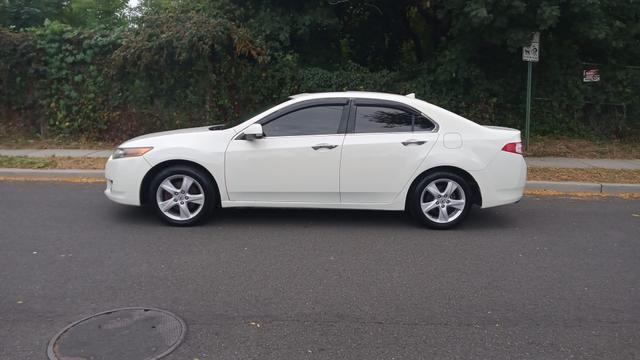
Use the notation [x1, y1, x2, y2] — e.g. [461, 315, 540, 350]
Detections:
[112, 147, 153, 159]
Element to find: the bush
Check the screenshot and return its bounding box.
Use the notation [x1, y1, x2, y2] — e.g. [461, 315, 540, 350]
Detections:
[1, 3, 639, 142]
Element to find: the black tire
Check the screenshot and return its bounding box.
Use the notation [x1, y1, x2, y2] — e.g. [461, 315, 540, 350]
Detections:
[408, 171, 473, 230]
[148, 165, 216, 226]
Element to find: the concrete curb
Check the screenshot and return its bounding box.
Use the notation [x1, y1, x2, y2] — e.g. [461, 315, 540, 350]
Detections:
[1, 168, 639, 194]
[526, 181, 602, 193]
[526, 180, 640, 194]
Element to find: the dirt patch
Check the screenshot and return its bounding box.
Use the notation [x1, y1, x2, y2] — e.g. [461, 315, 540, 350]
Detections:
[526, 137, 640, 159]
[54, 157, 107, 170]
[0, 137, 117, 150]
[0, 156, 106, 170]
[528, 167, 640, 184]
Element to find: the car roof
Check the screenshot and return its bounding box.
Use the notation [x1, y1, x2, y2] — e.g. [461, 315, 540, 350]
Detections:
[289, 91, 421, 104]
[285, 91, 484, 131]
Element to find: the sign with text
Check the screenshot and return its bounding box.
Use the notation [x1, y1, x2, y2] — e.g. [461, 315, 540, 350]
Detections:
[583, 69, 600, 82]
[522, 32, 540, 62]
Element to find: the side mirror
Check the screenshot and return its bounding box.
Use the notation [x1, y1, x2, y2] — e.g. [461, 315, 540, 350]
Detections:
[244, 124, 264, 140]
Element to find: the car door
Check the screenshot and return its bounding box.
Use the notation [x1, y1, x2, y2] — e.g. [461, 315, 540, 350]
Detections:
[225, 99, 349, 203]
[340, 99, 438, 203]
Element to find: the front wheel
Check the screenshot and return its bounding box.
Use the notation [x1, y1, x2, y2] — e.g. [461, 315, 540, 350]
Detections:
[149, 166, 215, 226]
[408, 172, 473, 230]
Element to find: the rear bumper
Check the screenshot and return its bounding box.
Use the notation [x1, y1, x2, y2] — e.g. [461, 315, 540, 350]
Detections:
[104, 156, 152, 206]
[471, 152, 527, 208]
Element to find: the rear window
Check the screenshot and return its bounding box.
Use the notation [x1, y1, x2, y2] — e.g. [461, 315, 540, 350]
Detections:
[354, 106, 435, 133]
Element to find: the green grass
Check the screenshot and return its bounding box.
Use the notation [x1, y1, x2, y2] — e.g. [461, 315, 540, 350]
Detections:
[0, 155, 56, 169]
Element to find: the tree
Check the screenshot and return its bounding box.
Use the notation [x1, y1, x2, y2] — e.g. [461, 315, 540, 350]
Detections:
[0, 0, 66, 29]
[64, 0, 128, 27]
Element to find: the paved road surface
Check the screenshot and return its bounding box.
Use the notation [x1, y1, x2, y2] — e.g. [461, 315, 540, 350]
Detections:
[1, 182, 639, 359]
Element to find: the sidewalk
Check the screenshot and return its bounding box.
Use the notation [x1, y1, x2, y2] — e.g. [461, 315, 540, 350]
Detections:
[1, 148, 639, 170]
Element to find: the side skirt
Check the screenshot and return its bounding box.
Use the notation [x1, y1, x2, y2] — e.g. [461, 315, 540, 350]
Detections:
[220, 200, 405, 211]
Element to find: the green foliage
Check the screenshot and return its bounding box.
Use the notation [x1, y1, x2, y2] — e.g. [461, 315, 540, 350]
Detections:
[64, 0, 128, 28]
[31, 20, 123, 136]
[110, 8, 267, 132]
[0, 0, 639, 141]
[0, 0, 66, 29]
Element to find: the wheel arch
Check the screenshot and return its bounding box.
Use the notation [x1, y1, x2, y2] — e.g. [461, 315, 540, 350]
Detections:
[139, 159, 221, 207]
[405, 166, 482, 208]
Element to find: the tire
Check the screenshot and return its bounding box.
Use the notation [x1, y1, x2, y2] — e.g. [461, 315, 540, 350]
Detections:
[148, 165, 215, 226]
[408, 171, 473, 230]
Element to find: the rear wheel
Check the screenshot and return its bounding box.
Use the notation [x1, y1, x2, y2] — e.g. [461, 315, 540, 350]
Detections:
[149, 166, 215, 226]
[408, 172, 472, 229]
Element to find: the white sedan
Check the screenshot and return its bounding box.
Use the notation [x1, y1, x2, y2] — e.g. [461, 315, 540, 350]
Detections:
[105, 92, 526, 229]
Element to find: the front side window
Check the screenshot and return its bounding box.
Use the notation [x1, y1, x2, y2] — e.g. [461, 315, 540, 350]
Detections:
[262, 105, 344, 137]
[354, 106, 436, 133]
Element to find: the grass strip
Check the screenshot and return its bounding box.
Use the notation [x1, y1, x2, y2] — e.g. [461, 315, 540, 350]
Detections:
[528, 167, 640, 184]
[0, 155, 106, 170]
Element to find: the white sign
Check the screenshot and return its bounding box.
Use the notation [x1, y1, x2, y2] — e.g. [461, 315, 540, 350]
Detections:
[583, 69, 600, 82]
[522, 32, 540, 62]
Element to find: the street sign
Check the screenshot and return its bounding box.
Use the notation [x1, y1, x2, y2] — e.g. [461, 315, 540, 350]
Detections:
[522, 32, 540, 150]
[522, 32, 540, 62]
[583, 69, 600, 82]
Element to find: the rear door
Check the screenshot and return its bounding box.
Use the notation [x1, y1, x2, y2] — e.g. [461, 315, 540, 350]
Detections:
[340, 99, 438, 203]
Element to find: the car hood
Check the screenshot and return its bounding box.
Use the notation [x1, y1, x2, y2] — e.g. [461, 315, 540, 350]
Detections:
[118, 125, 239, 150]
[123, 126, 213, 144]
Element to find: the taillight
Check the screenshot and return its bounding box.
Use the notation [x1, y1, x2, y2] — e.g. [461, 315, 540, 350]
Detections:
[501, 142, 523, 155]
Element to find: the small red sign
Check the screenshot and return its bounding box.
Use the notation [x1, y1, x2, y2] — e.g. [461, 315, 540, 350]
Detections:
[583, 69, 600, 82]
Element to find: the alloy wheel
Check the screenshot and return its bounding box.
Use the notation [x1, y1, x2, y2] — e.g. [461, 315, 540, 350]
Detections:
[420, 178, 466, 224]
[155, 174, 205, 221]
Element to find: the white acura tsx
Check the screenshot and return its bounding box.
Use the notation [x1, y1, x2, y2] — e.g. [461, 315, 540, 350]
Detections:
[105, 92, 526, 229]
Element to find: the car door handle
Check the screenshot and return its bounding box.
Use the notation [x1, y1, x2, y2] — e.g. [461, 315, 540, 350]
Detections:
[401, 139, 427, 146]
[312, 143, 338, 150]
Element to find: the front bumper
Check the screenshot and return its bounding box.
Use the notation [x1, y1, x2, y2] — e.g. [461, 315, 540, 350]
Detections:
[104, 155, 152, 206]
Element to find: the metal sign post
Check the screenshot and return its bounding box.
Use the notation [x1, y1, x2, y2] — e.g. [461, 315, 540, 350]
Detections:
[525, 62, 532, 150]
[522, 32, 539, 150]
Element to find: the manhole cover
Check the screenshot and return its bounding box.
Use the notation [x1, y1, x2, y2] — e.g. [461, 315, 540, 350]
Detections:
[47, 307, 186, 360]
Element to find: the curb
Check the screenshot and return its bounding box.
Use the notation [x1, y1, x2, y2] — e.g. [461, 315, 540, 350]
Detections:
[525, 180, 640, 194]
[1, 168, 639, 193]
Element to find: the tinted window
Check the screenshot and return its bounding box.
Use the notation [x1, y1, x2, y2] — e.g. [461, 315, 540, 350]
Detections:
[414, 114, 436, 131]
[354, 106, 435, 133]
[263, 105, 344, 136]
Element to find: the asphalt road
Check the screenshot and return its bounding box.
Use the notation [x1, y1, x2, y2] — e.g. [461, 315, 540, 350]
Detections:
[1, 181, 639, 360]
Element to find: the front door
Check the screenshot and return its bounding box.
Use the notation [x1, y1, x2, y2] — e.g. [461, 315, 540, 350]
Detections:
[225, 101, 348, 203]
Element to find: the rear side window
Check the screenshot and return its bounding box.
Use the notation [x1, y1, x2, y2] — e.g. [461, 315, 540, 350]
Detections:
[263, 105, 344, 137]
[354, 106, 435, 133]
